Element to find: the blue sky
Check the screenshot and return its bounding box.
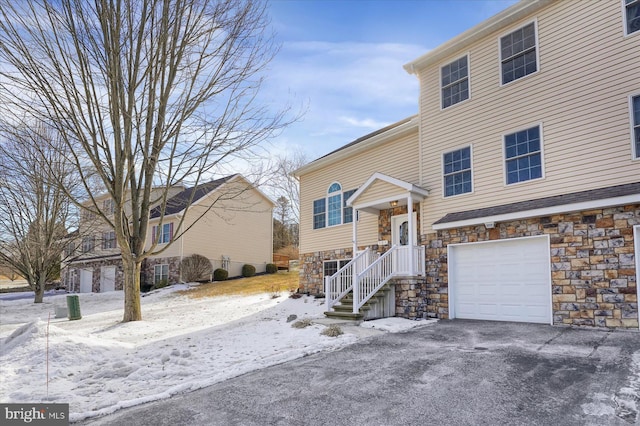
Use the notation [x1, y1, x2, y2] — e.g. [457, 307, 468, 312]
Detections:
[263, 0, 518, 161]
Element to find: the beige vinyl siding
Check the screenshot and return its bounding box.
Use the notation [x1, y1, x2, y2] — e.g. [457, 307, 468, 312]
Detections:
[355, 180, 408, 206]
[147, 180, 273, 277]
[299, 130, 419, 253]
[418, 0, 640, 232]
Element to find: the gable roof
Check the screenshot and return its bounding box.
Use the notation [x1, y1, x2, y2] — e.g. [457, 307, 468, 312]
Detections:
[149, 174, 238, 219]
[433, 182, 640, 229]
[404, 0, 551, 74]
[347, 172, 429, 213]
[293, 115, 418, 176]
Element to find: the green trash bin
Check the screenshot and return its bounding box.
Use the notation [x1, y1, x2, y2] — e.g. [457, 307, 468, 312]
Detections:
[66, 295, 82, 320]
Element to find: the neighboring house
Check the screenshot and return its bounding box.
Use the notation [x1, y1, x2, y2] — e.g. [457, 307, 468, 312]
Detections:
[295, 0, 640, 329]
[62, 174, 274, 292]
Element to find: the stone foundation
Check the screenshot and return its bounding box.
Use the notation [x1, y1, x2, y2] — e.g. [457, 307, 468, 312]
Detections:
[299, 248, 355, 295]
[142, 257, 181, 286]
[393, 277, 428, 319]
[424, 204, 639, 328]
[63, 256, 124, 293]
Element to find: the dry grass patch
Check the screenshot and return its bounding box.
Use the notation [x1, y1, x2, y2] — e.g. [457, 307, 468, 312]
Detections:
[181, 270, 299, 299]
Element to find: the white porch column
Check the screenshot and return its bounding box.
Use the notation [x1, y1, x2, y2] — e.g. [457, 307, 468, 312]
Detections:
[352, 209, 358, 256]
[407, 193, 414, 275]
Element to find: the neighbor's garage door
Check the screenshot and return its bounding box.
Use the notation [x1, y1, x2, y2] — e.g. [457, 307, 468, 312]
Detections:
[449, 236, 551, 324]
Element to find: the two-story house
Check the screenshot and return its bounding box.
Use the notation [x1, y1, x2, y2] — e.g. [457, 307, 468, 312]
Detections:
[62, 174, 274, 292]
[295, 0, 640, 328]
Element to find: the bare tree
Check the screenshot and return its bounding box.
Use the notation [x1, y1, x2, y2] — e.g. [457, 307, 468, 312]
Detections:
[0, 124, 82, 303]
[265, 149, 306, 224]
[0, 0, 291, 321]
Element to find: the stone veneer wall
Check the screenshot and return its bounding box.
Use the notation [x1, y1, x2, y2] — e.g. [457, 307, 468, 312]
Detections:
[423, 204, 639, 328]
[142, 257, 181, 286]
[299, 248, 355, 295]
[393, 277, 428, 319]
[64, 257, 124, 293]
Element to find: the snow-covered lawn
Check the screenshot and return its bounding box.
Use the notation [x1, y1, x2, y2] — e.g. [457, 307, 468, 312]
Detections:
[0, 285, 430, 423]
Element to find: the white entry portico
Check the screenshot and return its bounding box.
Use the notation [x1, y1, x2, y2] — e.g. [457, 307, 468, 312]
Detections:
[323, 172, 429, 319]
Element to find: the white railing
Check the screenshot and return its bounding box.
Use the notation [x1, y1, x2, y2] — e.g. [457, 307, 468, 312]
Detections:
[325, 248, 377, 311]
[353, 246, 397, 313]
[326, 244, 426, 314]
[394, 245, 426, 276]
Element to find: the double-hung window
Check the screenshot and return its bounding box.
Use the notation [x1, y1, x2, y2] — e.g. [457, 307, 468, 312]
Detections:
[103, 199, 115, 215]
[312, 183, 357, 229]
[152, 223, 173, 244]
[626, 0, 640, 35]
[154, 264, 169, 284]
[102, 231, 116, 249]
[313, 199, 326, 229]
[505, 125, 543, 184]
[441, 56, 469, 109]
[443, 147, 472, 197]
[82, 236, 95, 253]
[632, 95, 640, 158]
[500, 22, 537, 85]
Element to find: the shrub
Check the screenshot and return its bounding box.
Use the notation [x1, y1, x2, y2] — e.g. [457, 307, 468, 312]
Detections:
[321, 325, 343, 337]
[181, 254, 213, 282]
[291, 318, 313, 329]
[213, 268, 228, 281]
[242, 264, 256, 277]
[265, 263, 278, 274]
[153, 278, 169, 290]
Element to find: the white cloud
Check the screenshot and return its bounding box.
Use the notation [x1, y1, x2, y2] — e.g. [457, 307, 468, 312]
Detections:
[263, 40, 427, 159]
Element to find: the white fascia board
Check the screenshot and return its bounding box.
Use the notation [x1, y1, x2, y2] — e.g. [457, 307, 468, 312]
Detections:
[347, 172, 429, 207]
[292, 117, 419, 177]
[404, 0, 551, 74]
[432, 194, 640, 230]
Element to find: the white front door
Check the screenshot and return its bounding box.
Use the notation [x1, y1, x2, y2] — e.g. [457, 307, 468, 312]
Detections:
[449, 236, 551, 324]
[100, 266, 116, 292]
[391, 213, 417, 274]
[79, 269, 93, 293]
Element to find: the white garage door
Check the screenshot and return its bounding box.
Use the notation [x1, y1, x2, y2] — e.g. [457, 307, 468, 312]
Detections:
[449, 236, 551, 324]
[100, 266, 116, 292]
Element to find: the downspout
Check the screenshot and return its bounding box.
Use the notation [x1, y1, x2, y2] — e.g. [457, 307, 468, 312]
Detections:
[177, 214, 184, 283]
[352, 208, 358, 257]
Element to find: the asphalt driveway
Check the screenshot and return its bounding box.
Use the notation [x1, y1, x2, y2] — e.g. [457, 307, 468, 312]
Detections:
[80, 320, 640, 426]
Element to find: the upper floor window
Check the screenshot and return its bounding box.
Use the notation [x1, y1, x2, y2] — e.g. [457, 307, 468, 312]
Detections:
[443, 146, 472, 197]
[103, 199, 115, 215]
[500, 22, 537, 85]
[152, 222, 173, 244]
[82, 236, 95, 253]
[505, 125, 543, 184]
[632, 95, 640, 158]
[626, 0, 640, 35]
[313, 199, 325, 229]
[101, 231, 116, 249]
[312, 183, 356, 229]
[64, 242, 75, 257]
[441, 56, 469, 108]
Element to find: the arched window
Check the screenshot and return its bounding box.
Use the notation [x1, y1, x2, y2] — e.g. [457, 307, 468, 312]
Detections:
[312, 182, 357, 229]
[327, 183, 342, 226]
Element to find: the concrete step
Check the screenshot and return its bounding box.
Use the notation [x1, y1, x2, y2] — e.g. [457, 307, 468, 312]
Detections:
[323, 310, 364, 320]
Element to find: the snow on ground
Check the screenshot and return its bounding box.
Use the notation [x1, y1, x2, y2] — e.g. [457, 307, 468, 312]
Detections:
[0, 286, 430, 423]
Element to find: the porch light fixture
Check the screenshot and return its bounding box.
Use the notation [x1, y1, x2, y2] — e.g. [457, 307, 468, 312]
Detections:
[390, 200, 398, 207]
[485, 222, 495, 229]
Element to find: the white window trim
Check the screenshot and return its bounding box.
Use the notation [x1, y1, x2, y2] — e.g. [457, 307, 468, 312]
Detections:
[623, 0, 640, 37]
[441, 144, 474, 199]
[439, 53, 471, 111]
[498, 19, 540, 87]
[629, 92, 640, 161]
[158, 223, 171, 244]
[326, 181, 343, 228]
[501, 122, 546, 187]
[322, 258, 352, 279]
[154, 264, 169, 283]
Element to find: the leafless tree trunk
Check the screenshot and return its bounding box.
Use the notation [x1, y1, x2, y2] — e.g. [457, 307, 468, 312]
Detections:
[0, 124, 82, 303]
[0, 0, 291, 320]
